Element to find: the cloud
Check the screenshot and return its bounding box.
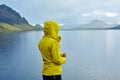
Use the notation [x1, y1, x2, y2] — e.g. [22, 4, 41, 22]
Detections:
[104, 12, 118, 17]
[81, 10, 119, 18]
[81, 13, 92, 17]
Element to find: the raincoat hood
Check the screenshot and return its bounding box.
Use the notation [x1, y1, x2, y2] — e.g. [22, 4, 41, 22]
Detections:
[43, 20, 61, 42]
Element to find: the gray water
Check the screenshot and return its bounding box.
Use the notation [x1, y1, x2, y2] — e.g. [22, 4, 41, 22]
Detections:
[0, 30, 120, 80]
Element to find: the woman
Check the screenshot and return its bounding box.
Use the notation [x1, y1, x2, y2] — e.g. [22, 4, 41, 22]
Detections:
[38, 20, 66, 80]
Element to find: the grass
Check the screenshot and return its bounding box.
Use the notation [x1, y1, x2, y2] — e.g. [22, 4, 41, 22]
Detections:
[0, 23, 36, 32]
[0, 23, 22, 31]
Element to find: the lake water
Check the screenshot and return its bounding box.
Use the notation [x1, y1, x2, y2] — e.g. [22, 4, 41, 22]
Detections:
[0, 30, 120, 80]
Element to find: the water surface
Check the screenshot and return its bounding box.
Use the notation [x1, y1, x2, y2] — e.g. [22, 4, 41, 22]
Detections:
[0, 30, 120, 80]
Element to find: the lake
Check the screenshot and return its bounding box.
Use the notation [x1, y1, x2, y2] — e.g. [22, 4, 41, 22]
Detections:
[0, 30, 120, 80]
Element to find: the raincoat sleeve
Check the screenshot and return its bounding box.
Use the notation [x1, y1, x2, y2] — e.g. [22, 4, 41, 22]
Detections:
[51, 40, 66, 65]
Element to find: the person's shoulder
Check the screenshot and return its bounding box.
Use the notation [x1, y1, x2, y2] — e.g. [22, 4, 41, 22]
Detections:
[41, 37, 57, 43]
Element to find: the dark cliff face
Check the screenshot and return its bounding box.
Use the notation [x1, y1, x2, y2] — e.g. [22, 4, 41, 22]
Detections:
[0, 4, 29, 25]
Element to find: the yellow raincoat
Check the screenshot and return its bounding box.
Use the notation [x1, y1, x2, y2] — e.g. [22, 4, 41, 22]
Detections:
[38, 20, 66, 76]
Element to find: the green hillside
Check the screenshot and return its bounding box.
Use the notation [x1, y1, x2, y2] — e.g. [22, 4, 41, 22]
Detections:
[0, 23, 21, 31]
[0, 4, 37, 32]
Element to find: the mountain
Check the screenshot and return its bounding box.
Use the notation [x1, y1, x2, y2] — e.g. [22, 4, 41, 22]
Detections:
[111, 25, 120, 29]
[34, 24, 43, 30]
[0, 4, 35, 32]
[70, 19, 110, 30]
[89, 19, 108, 28]
[0, 4, 29, 25]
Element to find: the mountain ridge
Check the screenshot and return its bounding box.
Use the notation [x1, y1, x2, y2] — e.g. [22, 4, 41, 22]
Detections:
[0, 4, 36, 32]
[0, 4, 29, 25]
[67, 19, 110, 30]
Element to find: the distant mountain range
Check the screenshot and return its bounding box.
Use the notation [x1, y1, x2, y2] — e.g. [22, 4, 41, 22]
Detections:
[0, 4, 39, 32]
[61, 19, 120, 30]
[67, 19, 110, 30]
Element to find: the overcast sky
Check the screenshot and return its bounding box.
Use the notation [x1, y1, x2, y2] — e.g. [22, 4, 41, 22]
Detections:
[0, 0, 120, 25]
